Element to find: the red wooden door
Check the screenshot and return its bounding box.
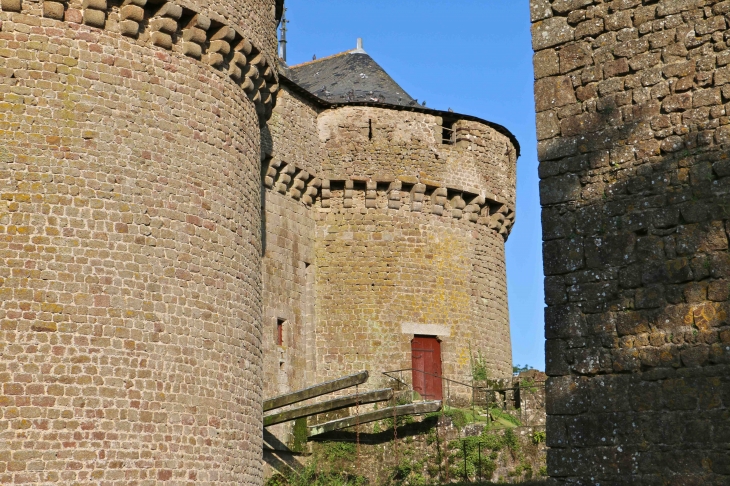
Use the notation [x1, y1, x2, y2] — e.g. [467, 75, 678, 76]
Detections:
[411, 336, 443, 400]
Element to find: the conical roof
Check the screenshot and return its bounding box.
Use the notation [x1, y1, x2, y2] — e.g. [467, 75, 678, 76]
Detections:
[289, 42, 416, 107]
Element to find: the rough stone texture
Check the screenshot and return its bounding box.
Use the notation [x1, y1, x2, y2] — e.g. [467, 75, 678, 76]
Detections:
[530, 0, 730, 483]
[0, 0, 278, 483]
[314, 209, 512, 392]
[260, 88, 319, 462]
[318, 106, 518, 207]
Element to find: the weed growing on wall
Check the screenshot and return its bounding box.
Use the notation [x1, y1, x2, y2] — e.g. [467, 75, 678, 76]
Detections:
[471, 348, 490, 381]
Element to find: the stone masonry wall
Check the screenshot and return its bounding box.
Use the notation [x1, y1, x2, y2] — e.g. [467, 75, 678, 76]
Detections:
[0, 0, 276, 483]
[261, 192, 314, 404]
[318, 106, 518, 207]
[260, 87, 319, 460]
[267, 87, 322, 177]
[314, 209, 512, 394]
[531, 0, 730, 483]
[262, 84, 321, 400]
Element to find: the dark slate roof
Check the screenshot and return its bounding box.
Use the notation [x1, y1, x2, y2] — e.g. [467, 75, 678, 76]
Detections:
[288, 49, 417, 107]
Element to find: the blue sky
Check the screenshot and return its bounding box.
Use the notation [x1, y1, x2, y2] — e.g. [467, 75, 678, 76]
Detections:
[282, 0, 544, 371]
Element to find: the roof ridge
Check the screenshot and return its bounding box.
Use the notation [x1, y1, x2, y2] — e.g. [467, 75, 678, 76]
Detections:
[289, 49, 356, 69]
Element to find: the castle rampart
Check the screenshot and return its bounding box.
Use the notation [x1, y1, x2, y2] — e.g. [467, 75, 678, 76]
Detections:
[0, 0, 279, 483]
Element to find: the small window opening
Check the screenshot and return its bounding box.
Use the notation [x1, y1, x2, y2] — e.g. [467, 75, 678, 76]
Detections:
[276, 318, 285, 346]
[442, 120, 455, 145]
[368, 119, 373, 141]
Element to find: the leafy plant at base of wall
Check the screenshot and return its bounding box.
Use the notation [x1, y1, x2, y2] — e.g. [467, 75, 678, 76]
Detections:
[449, 482, 549, 486]
[426, 406, 488, 429]
[531, 430, 546, 445]
[319, 441, 357, 464]
[471, 347, 489, 381]
[446, 435, 498, 482]
[383, 413, 415, 429]
[503, 429, 520, 454]
[384, 454, 428, 486]
[508, 461, 533, 479]
[382, 396, 415, 429]
[444, 426, 529, 482]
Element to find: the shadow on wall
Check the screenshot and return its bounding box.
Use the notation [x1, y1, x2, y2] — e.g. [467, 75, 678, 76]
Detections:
[533, 3, 730, 483]
[261, 125, 274, 255]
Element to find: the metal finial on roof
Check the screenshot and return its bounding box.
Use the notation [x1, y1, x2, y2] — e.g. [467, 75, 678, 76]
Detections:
[353, 38, 366, 54]
[278, 7, 288, 62]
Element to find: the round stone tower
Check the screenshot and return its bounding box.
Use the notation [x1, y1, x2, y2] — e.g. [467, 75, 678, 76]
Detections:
[314, 105, 518, 401]
[0, 0, 280, 482]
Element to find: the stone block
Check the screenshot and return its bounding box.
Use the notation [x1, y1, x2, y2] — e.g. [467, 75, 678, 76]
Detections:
[616, 311, 649, 336]
[545, 376, 590, 415]
[534, 48, 560, 79]
[537, 137, 578, 161]
[603, 58, 629, 78]
[0, 0, 21, 10]
[575, 18, 605, 39]
[530, 0, 552, 21]
[551, 0, 593, 14]
[543, 237, 585, 275]
[534, 75, 577, 112]
[150, 31, 174, 49]
[656, 0, 703, 17]
[532, 17, 575, 51]
[121, 4, 144, 21]
[545, 304, 587, 340]
[536, 111, 560, 140]
[606, 10, 633, 31]
[546, 415, 568, 447]
[559, 43, 592, 73]
[83, 8, 106, 27]
[693, 88, 722, 108]
[43, 1, 65, 19]
[539, 174, 581, 204]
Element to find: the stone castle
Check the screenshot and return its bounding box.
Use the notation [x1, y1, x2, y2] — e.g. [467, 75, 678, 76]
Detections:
[0, 0, 519, 482]
[4, 0, 726, 483]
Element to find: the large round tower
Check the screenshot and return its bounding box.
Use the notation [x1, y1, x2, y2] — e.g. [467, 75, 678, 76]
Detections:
[0, 0, 279, 483]
[313, 105, 518, 401]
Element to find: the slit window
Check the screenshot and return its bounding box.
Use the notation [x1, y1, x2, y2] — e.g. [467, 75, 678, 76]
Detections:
[368, 119, 373, 140]
[442, 120, 455, 145]
[276, 318, 285, 346]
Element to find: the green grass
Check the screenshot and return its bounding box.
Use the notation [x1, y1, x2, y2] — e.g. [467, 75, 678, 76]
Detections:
[424, 405, 521, 430]
[448, 482, 548, 486]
